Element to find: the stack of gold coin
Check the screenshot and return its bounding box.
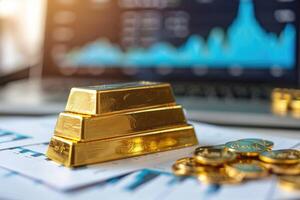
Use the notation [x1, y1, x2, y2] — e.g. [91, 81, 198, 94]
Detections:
[172, 138, 300, 191]
[172, 157, 205, 176]
[291, 91, 300, 118]
[272, 88, 291, 112]
[272, 88, 300, 118]
[46, 81, 198, 167]
[278, 175, 300, 191]
[259, 149, 300, 175]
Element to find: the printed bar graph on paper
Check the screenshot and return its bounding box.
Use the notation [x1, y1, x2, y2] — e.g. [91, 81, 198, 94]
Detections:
[125, 170, 161, 191]
[0, 129, 31, 144]
[62, 0, 296, 69]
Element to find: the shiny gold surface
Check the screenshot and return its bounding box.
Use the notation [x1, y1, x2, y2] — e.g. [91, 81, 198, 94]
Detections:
[259, 149, 300, 164]
[271, 88, 291, 114]
[225, 160, 268, 179]
[194, 148, 236, 166]
[271, 88, 300, 118]
[225, 140, 267, 157]
[55, 105, 186, 141]
[47, 125, 198, 167]
[291, 91, 300, 119]
[47, 81, 198, 167]
[237, 138, 274, 150]
[262, 163, 300, 175]
[272, 88, 292, 102]
[290, 94, 300, 112]
[194, 144, 226, 152]
[279, 175, 300, 191]
[197, 167, 242, 185]
[65, 81, 175, 115]
[172, 157, 206, 176]
[172, 137, 300, 189]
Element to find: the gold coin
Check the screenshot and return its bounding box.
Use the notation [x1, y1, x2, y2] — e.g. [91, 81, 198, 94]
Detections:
[289, 90, 300, 113]
[172, 165, 190, 176]
[172, 157, 196, 176]
[194, 144, 225, 152]
[225, 160, 269, 179]
[290, 99, 300, 112]
[263, 163, 300, 175]
[291, 110, 300, 119]
[271, 88, 292, 114]
[225, 140, 267, 157]
[237, 138, 274, 149]
[172, 157, 205, 176]
[259, 149, 300, 164]
[272, 100, 289, 113]
[279, 175, 300, 191]
[272, 88, 292, 101]
[194, 148, 236, 166]
[197, 167, 242, 185]
[272, 105, 288, 116]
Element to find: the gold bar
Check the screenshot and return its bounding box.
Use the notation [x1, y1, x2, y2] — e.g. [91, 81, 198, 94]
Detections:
[47, 125, 198, 167]
[55, 105, 187, 141]
[65, 81, 175, 115]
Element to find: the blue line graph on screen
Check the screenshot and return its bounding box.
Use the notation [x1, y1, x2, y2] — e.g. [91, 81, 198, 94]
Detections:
[64, 0, 296, 68]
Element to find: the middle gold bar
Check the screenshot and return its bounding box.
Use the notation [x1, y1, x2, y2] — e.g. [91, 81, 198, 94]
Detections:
[54, 105, 186, 141]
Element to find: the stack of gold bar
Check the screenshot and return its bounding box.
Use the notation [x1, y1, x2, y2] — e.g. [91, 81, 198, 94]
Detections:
[172, 138, 300, 192]
[46, 81, 198, 167]
[272, 88, 300, 118]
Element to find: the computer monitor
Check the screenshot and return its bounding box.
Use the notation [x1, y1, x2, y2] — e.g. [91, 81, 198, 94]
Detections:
[42, 0, 300, 86]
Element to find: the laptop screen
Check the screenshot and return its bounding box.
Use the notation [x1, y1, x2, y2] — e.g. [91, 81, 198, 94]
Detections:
[42, 0, 299, 85]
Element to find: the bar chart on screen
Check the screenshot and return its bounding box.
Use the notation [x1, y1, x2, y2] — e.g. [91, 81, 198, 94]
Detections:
[61, 0, 296, 69]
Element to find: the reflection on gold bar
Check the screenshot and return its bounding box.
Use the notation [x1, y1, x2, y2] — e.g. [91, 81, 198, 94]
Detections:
[55, 105, 186, 141]
[47, 125, 198, 167]
[65, 81, 175, 115]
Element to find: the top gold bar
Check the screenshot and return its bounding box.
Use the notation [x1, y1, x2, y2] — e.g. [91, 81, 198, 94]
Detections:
[65, 81, 176, 115]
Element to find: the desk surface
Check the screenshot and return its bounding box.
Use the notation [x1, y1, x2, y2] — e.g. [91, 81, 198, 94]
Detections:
[0, 116, 299, 200]
[230, 126, 300, 140]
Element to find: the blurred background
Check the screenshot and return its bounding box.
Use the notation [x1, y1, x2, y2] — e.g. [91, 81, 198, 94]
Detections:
[0, 0, 45, 75]
[0, 0, 299, 128]
[1, 0, 298, 80]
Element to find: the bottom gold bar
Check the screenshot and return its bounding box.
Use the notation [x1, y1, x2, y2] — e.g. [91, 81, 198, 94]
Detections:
[46, 125, 198, 167]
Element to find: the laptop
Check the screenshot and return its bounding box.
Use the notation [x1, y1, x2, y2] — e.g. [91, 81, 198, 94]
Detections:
[0, 0, 299, 128]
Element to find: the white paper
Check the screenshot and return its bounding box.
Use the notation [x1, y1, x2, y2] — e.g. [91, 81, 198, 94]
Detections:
[0, 120, 299, 199]
[0, 117, 56, 150]
[1, 167, 300, 200]
[0, 143, 194, 190]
